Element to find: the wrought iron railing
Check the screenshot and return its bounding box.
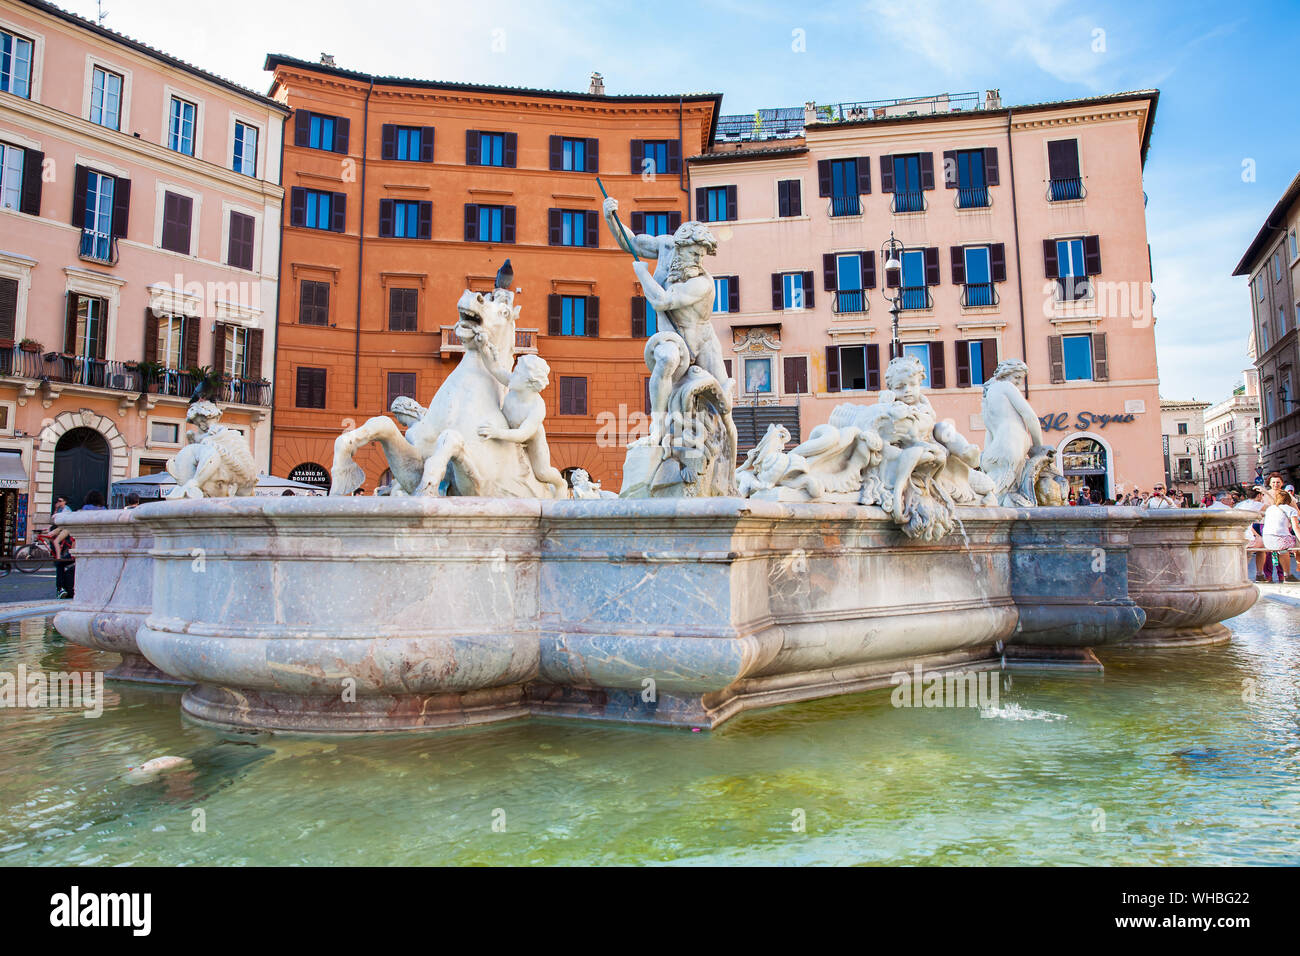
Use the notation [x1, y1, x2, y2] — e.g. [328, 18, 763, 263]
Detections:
[955, 185, 990, 209]
[78, 230, 117, 264]
[1056, 277, 1093, 303]
[961, 283, 999, 308]
[816, 92, 982, 124]
[833, 290, 868, 314]
[1048, 177, 1085, 202]
[828, 194, 861, 217]
[891, 190, 926, 213]
[899, 286, 931, 310]
[0, 348, 271, 405]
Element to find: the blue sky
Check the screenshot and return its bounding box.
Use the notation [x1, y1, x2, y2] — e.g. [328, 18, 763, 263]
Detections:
[61, 0, 1300, 402]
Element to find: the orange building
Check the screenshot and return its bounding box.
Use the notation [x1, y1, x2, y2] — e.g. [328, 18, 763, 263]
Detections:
[264, 55, 720, 491]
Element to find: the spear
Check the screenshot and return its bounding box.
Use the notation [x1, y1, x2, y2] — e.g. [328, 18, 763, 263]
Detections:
[596, 177, 640, 262]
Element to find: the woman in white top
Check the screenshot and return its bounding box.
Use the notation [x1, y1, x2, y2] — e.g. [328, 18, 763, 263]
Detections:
[1261, 489, 1300, 582]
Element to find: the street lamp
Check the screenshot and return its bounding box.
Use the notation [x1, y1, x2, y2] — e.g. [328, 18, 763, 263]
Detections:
[881, 231, 903, 359]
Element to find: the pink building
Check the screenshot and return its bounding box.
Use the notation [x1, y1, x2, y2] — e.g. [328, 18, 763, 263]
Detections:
[0, 0, 286, 549]
[689, 90, 1162, 501]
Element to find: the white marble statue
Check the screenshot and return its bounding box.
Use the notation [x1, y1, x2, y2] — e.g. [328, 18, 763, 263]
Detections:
[602, 197, 738, 497]
[980, 359, 1068, 506]
[569, 468, 618, 499]
[330, 264, 564, 498]
[165, 400, 258, 499]
[739, 355, 995, 540]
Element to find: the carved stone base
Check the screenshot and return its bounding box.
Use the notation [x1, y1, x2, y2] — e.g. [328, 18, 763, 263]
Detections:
[108, 651, 192, 685]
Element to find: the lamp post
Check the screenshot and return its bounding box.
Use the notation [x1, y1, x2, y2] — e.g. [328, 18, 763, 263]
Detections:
[881, 231, 903, 359]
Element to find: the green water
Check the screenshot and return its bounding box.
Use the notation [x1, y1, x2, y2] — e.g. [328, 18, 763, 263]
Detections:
[1, 601, 1297, 866]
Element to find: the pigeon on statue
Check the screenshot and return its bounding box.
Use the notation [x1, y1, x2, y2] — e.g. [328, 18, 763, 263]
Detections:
[189, 376, 214, 405]
[495, 259, 513, 290]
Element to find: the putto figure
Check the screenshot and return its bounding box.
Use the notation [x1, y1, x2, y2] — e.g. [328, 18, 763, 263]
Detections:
[165, 400, 258, 499]
[980, 359, 1068, 506]
[602, 195, 737, 497]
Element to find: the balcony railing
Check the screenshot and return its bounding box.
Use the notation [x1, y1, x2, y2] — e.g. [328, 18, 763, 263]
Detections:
[1056, 277, 1093, 303]
[78, 229, 117, 265]
[0, 348, 271, 405]
[1048, 177, 1085, 202]
[833, 290, 868, 314]
[828, 194, 861, 218]
[899, 286, 931, 310]
[955, 185, 990, 209]
[962, 283, 999, 308]
[891, 190, 926, 213]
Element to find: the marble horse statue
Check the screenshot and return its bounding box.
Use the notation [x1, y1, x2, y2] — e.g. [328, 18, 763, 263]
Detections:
[330, 262, 564, 498]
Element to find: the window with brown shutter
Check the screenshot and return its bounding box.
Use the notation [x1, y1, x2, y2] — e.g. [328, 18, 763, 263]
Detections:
[825, 346, 840, 392]
[1091, 332, 1108, 381]
[295, 367, 327, 408]
[299, 280, 329, 326]
[559, 376, 587, 415]
[387, 371, 417, 409]
[783, 355, 809, 394]
[228, 211, 255, 270]
[1047, 139, 1083, 200]
[777, 179, 802, 217]
[389, 288, 418, 331]
[0, 277, 17, 344]
[1048, 335, 1065, 383]
[929, 341, 946, 388]
[160, 191, 192, 255]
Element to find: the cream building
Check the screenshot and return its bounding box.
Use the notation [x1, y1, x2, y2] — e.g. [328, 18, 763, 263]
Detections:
[1160, 398, 1210, 503]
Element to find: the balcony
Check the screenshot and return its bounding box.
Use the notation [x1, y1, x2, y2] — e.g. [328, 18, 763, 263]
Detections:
[828, 194, 861, 218]
[891, 190, 926, 214]
[899, 286, 932, 310]
[833, 290, 868, 315]
[78, 230, 118, 265]
[961, 283, 999, 308]
[1056, 277, 1093, 303]
[1048, 177, 1085, 202]
[955, 185, 990, 209]
[0, 348, 271, 406]
[440, 326, 540, 356]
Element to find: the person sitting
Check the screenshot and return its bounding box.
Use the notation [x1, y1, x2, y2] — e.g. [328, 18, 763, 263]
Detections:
[1261, 489, 1300, 582]
[1236, 486, 1270, 581]
[48, 495, 72, 557]
[1204, 492, 1233, 511]
[124, 492, 141, 509]
[81, 490, 107, 511]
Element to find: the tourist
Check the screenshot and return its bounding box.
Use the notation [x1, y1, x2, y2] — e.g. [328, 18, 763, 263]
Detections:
[47, 495, 73, 558]
[1261, 490, 1300, 582]
[1266, 472, 1285, 504]
[1237, 487, 1270, 581]
[1077, 486, 1092, 506]
[124, 493, 141, 509]
[282, 490, 296, 496]
[1205, 492, 1233, 511]
[1143, 485, 1177, 509]
[81, 490, 107, 511]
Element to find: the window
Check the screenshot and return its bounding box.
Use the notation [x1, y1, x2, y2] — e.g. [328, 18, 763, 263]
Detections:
[550, 209, 595, 246]
[160, 191, 193, 255]
[900, 249, 930, 309]
[835, 253, 866, 314]
[387, 372, 417, 409]
[1055, 237, 1090, 301]
[783, 355, 809, 395]
[155, 314, 187, 369]
[1260, 315, 1270, 352]
[139, 458, 169, 476]
[79, 170, 115, 261]
[1062, 333, 1093, 381]
[1265, 387, 1276, 423]
[559, 296, 586, 335]
[782, 272, 806, 310]
[293, 111, 349, 153]
[1177, 458, 1193, 481]
[1291, 229, 1298, 260]
[291, 187, 345, 232]
[559, 376, 587, 415]
[464, 203, 515, 243]
[382, 125, 432, 162]
[299, 280, 329, 326]
[958, 338, 998, 387]
[903, 343, 932, 387]
[1, 29, 33, 98]
[631, 296, 659, 337]
[222, 325, 247, 378]
[168, 97, 196, 156]
[68, 295, 106, 359]
[149, 420, 179, 444]
[389, 288, 418, 331]
[638, 140, 677, 176]
[1047, 139, 1083, 200]
[228, 211, 255, 270]
[1274, 253, 1282, 282]
[380, 199, 431, 239]
[829, 159, 861, 216]
[744, 357, 772, 394]
[1280, 306, 1288, 340]
[642, 212, 671, 235]
[0, 141, 22, 210]
[950, 148, 991, 208]
[714, 275, 736, 314]
[829, 344, 882, 391]
[777, 179, 802, 217]
[467, 130, 514, 167]
[550, 136, 595, 172]
[699, 186, 734, 222]
[1177, 422, 1188, 435]
[296, 367, 327, 408]
[1256, 275, 1265, 301]
[233, 122, 258, 175]
[891, 154, 925, 212]
[90, 67, 122, 130]
[963, 246, 993, 306]
[547, 295, 598, 337]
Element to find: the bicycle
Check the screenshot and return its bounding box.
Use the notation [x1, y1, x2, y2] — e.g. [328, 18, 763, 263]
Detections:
[12, 528, 71, 574]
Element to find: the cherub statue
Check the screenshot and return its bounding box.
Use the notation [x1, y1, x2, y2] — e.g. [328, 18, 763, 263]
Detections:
[737, 423, 821, 498]
[475, 342, 568, 496]
[165, 400, 258, 499]
[569, 468, 617, 500]
[981, 358, 1064, 506]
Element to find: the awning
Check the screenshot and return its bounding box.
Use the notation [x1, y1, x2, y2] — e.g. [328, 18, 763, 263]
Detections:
[0, 451, 28, 489]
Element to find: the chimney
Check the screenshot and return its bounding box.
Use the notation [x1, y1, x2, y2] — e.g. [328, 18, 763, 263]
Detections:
[984, 89, 1001, 110]
[804, 100, 819, 126]
[589, 72, 605, 95]
[320, 53, 336, 67]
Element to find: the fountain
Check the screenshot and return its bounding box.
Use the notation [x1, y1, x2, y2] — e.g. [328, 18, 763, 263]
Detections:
[54, 202, 1258, 733]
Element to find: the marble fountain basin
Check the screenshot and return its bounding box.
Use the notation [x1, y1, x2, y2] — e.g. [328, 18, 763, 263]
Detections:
[53, 498, 1258, 733]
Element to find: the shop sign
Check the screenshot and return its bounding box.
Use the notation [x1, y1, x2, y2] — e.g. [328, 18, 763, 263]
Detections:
[1040, 411, 1137, 432]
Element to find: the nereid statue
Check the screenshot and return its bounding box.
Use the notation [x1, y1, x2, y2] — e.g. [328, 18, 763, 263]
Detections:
[165, 400, 257, 499]
[980, 359, 1069, 506]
